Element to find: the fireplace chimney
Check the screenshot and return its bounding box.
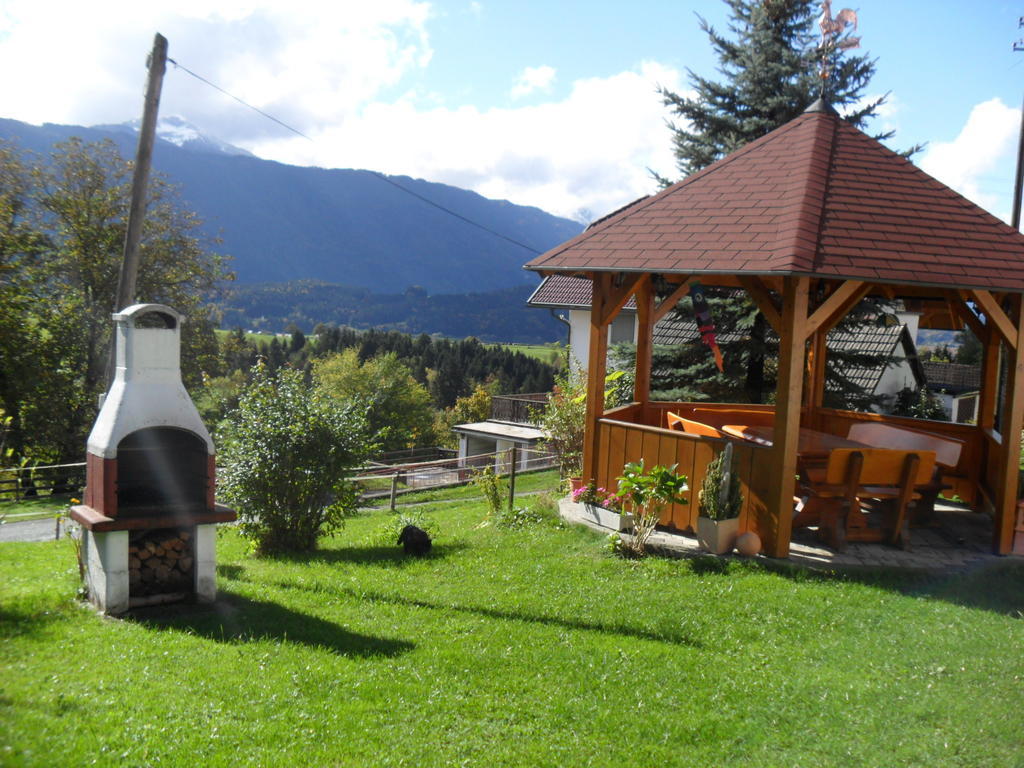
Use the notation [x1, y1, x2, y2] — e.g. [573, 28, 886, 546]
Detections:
[71, 304, 235, 614]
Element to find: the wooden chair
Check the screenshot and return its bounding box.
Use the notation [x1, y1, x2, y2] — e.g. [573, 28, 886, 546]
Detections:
[666, 411, 726, 438]
[799, 449, 936, 551]
[846, 423, 963, 522]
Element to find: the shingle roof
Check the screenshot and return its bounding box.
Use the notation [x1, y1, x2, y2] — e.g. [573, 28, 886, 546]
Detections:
[922, 361, 982, 394]
[527, 275, 637, 310]
[525, 102, 1024, 292]
[827, 324, 920, 393]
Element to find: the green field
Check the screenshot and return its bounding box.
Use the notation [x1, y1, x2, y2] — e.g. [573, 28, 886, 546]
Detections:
[3, 481, 1023, 766]
[488, 341, 565, 364]
[214, 329, 280, 345]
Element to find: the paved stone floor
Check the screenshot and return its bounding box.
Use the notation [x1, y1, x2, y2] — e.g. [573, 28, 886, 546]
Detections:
[560, 497, 1002, 573]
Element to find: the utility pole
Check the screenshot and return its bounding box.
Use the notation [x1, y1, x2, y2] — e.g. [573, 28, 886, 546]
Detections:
[107, 33, 167, 389]
[1012, 19, 1024, 230]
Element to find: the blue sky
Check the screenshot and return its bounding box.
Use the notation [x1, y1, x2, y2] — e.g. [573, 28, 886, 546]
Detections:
[1, 0, 1020, 223]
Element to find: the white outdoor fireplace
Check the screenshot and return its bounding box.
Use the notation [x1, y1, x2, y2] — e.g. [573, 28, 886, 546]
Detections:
[70, 304, 235, 614]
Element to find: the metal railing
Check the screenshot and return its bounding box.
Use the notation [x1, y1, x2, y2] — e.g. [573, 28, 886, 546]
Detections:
[490, 393, 549, 425]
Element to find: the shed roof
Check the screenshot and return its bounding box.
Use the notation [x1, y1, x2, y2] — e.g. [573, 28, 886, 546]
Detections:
[525, 102, 1024, 292]
[922, 361, 982, 394]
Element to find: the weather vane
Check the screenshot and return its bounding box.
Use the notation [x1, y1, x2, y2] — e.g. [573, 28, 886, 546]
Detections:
[818, 0, 861, 93]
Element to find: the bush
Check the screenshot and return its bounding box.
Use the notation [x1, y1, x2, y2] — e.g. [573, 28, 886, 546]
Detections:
[539, 367, 587, 480]
[615, 460, 688, 557]
[497, 490, 560, 529]
[218, 362, 372, 554]
[473, 465, 507, 522]
[697, 447, 742, 521]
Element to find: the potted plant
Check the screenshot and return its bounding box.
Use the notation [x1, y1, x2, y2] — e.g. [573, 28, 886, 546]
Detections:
[697, 444, 743, 554]
[614, 459, 688, 556]
[572, 479, 632, 531]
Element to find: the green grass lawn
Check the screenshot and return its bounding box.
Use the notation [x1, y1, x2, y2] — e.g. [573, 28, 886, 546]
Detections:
[3, 485, 1023, 767]
[0, 494, 74, 522]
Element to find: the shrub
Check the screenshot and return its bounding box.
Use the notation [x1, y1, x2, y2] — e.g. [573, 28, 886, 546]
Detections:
[218, 362, 372, 554]
[497, 490, 560, 529]
[473, 465, 507, 522]
[615, 460, 688, 557]
[539, 367, 587, 481]
[697, 447, 742, 521]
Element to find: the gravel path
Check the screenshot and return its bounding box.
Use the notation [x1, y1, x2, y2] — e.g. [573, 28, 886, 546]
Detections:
[0, 517, 65, 543]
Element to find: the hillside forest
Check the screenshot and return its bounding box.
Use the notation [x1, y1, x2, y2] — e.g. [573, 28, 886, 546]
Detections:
[0, 137, 557, 468]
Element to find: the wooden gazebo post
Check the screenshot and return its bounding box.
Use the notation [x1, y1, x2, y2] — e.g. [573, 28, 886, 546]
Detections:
[582, 272, 642, 482]
[765, 277, 809, 557]
[991, 294, 1024, 553]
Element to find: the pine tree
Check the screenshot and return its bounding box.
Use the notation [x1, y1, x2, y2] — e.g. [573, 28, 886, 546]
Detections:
[658, 0, 891, 180]
[644, 0, 905, 409]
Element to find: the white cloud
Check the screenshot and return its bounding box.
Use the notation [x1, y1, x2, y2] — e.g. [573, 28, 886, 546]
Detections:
[248, 61, 684, 221]
[0, 1, 683, 221]
[511, 65, 556, 100]
[0, 0, 433, 141]
[919, 98, 1018, 221]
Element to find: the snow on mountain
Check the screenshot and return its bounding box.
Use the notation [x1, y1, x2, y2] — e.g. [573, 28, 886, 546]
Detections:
[95, 116, 254, 157]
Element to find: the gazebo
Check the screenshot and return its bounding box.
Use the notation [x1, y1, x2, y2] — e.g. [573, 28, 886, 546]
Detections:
[525, 101, 1024, 559]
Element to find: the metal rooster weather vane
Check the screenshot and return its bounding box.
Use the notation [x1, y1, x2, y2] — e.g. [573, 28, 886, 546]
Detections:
[818, 0, 861, 92]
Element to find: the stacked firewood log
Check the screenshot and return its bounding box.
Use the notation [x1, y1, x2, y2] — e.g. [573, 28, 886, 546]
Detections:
[128, 529, 194, 596]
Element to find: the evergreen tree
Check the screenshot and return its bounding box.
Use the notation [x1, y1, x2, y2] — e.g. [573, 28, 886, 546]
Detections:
[955, 330, 982, 366]
[645, 0, 905, 409]
[659, 0, 890, 179]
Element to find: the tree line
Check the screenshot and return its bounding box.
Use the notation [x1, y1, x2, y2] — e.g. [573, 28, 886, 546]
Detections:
[203, 325, 556, 451]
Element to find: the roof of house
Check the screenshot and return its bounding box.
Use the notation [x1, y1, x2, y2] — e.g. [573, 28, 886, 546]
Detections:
[528, 274, 637, 311]
[921, 361, 982, 394]
[524, 101, 1024, 292]
[451, 421, 547, 442]
[827, 324, 924, 394]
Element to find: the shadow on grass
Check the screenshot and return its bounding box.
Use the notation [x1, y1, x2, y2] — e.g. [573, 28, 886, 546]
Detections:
[266, 577, 703, 648]
[0, 604, 67, 639]
[128, 592, 415, 657]
[749, 555, 1024, 618]
[269, 542, 468, 568]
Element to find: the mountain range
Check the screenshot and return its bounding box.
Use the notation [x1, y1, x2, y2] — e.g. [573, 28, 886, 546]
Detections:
[0, 116, 582, 340]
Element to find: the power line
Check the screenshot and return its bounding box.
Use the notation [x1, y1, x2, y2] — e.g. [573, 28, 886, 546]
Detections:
[367, 171, 541, 254]
[168, 58, 312, 141]
[166, 57, 543, 255]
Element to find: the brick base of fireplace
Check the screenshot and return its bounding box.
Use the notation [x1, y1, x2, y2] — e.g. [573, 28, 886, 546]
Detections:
[71, 502, 234, 615]
[79, 524, 217, 615]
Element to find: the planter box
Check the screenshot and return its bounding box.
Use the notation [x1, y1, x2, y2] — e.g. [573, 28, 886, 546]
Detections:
[697, 516, 740, 554]
[583, 503, 633, 532]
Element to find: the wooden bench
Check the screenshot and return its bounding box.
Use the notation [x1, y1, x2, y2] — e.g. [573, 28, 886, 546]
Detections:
[846, 422, 964, 522]
[666, 412, 726, 439]
[687, 408, 774, 429]
[798, 448, 937, 551]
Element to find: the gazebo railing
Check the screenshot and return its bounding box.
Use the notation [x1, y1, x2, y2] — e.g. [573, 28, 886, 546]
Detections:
[594, 405, 773, 544]
[592, 399, 991, 549]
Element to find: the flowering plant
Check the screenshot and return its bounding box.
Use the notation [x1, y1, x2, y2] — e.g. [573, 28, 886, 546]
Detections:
[572, 479, 621, 511]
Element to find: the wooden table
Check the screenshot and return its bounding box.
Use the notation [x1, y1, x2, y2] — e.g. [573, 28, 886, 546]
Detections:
[721, 425, 870, 458]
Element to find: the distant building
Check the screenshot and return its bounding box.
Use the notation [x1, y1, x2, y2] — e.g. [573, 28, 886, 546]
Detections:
[922, 361, 982, 422]
[451, 394, 550, 472]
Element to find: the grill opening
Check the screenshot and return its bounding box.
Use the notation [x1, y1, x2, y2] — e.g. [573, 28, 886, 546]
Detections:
[116, 427, 208, 515]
